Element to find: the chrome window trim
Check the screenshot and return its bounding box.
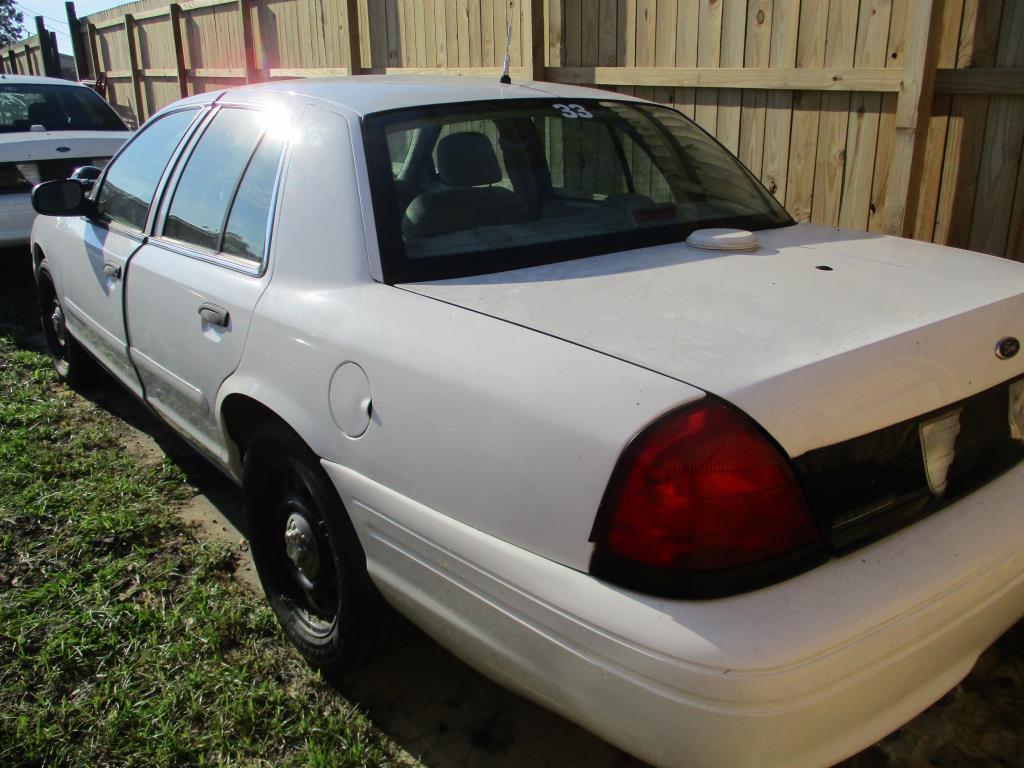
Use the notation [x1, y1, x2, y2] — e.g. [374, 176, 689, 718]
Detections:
[147, 235, 264, 277]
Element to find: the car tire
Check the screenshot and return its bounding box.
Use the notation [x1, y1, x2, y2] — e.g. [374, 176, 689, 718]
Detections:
[243, 421, 396, 678]
[35, 260, 98, 388]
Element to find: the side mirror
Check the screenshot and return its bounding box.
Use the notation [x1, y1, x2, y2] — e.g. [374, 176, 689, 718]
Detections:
[70, 165, 103, 191]
[32, 180, 93, 217]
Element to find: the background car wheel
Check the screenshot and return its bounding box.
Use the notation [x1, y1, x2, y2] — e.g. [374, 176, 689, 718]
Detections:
[34, 260, 98, 388]
[243, 421, 397, 678]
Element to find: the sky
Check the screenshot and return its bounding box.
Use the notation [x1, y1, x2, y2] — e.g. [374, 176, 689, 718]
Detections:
[15, 0, 121, 59]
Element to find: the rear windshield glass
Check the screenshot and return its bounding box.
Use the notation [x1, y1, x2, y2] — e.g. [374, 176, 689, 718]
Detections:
[363, 99, 792, 283]
[0, 83, 126, 133]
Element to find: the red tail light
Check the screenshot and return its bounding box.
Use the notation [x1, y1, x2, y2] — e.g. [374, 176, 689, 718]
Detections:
[594, 400, 820, 575]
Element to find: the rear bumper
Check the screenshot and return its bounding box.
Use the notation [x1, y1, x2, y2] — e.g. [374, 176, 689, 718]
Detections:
[0, 193, 35, 248]
[323, 459, 1024, 768]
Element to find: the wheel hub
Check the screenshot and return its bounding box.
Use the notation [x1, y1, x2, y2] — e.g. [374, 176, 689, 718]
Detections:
[50, 304, 66, 346]
[284, 512, 320, 583]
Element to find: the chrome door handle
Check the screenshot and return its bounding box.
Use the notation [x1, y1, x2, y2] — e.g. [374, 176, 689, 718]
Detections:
[198, 302, 229, 327]
[102, 262, 121, 279]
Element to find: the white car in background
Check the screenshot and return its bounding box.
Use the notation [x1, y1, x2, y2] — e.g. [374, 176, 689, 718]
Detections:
[0, 74, 130, 248]
[27, 77, 1024, 768]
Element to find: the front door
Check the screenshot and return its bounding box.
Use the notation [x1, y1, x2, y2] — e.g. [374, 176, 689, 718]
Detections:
[57, 107, 202, 394]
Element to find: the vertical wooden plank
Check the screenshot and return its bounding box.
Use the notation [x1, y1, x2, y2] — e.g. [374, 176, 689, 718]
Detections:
[738, 0, 772, 176]
[761, 0, 797, 202]
[909, 0, 963, 239]
[694, 0, 723, 133]
[932, 0, 1003, 246]
[598, 0, 618, 65]
[565, 0, 582, 65]
[580, 0, 598, 64]
[524, 0, 545, 78]
[674, 0, 699, 117]
[838, 0, 894, 231]
[467, 0, 480, 66]
[548, 0, 563, 67]
[480, 0, 493, 65]
[785, 0, 829, 221]
[810, 0, 858, 226]
[124, 15, 146, 125]
[434, 0, 449, 66]
[868, 0, 905, 232]
[882, 0, 944, 236]
[967, 0, 1024, 255]
[716, 0, 746, 153]
[343, 0, 363, 73]
[654, 0, 678, 105]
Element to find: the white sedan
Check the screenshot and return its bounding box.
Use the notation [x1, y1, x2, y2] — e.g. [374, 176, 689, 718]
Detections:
[28, 76, 1024, 768]
[0, 75, 130, 248]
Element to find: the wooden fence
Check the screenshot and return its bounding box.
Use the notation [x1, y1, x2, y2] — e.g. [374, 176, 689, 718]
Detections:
[2, 0, 1023, 260]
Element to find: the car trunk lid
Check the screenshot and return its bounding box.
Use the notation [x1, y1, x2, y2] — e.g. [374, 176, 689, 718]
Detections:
[403, 223, 1024, 460]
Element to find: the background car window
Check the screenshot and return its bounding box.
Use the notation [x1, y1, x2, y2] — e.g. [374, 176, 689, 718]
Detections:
[164, 108, 264, 251]
[221, 132, 285, 263]
[94, 108, 197, 231]
[0, 83, 127, 133]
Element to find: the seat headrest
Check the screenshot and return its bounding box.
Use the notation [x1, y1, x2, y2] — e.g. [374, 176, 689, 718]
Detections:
[436, 132, 503, 187]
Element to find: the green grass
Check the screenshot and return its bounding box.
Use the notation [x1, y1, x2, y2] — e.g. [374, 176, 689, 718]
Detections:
[0, 333, 404, 767]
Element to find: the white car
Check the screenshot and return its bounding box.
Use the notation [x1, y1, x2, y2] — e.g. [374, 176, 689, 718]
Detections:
[28, 77, 1024, 768]
[1, 75, 130, 248]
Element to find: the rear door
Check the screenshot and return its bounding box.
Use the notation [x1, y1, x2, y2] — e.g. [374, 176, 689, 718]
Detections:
[56, 107, 201, 392]
[124, 105, 287, 465]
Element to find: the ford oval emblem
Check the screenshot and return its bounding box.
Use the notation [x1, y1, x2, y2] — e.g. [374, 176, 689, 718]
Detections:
[995, 337, 1020, 360]
[55, 146, 71, 152]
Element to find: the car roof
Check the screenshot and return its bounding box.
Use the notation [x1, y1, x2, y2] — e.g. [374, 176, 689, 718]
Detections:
[0, 74, 91, 88]
[185, 75, 645, 117]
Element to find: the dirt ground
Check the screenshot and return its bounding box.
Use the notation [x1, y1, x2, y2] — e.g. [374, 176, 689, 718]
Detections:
[4, 250, 1023, 768]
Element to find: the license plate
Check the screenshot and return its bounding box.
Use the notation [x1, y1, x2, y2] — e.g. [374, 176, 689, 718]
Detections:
[919, 409, 962, 496]
[1010, 379, 1024, 442]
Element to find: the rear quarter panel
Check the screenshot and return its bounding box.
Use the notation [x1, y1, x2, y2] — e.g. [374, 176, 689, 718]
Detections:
[220, 102, 701, 570]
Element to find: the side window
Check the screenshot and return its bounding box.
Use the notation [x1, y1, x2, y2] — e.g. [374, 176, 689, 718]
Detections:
[163, 108, 264, 251]
[94, 108, 197, 230]
[221, 132, 285, 262]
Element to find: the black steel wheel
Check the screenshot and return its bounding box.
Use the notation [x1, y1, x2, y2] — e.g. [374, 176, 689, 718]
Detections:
[244, 421, 395, 677]
[34, 260, 97, 387]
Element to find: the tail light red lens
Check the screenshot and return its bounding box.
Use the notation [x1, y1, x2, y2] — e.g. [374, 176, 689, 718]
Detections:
[594, 400, 820, 572]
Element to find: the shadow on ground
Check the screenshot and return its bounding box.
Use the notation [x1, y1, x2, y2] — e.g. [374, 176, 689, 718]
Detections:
[4, 247, 1022, 768]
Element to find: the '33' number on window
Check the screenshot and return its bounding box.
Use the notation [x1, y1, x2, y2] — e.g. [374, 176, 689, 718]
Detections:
[552, 103, 593, 119]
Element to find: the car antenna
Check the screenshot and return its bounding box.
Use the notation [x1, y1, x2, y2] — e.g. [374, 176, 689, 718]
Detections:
[499, 9, 512, 84]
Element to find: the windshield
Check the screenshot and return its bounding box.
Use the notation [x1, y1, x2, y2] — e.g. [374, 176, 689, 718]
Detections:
[363, 99, 792, 282]
[0, 83, 127, 133]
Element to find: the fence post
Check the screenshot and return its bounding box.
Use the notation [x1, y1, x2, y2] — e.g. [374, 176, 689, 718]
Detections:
[343, 0, 362, 75]
[87, 22, 101, 80]
[7, 50, 17, 74]
[238, 0, 259, 82]
[36, 17, 60, 77]
[169, 4, 189, 97]
[66, 2, 89, 81]
[523, 0, 545, 81]
[883, 0, 944, 238]
[124, 14, 147, 125]
[24, 44, 34, 75]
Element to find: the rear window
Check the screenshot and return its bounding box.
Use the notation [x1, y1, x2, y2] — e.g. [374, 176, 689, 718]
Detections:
[363, 99, 792, 283]
[0, 83, 126, 133]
